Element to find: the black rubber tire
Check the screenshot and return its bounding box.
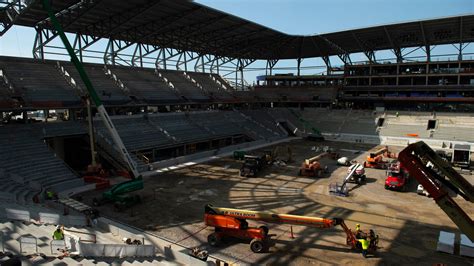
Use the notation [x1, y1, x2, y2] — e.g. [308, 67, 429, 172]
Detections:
[259, 225, 269, 236]
[250, 238, 265, 253]
[208, 233, 220, 247]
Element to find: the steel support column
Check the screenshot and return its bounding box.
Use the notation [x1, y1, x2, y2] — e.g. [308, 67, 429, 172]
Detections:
[131, 44, 160, 67]
[33, 27, 58, 59]
[297, 58, 302, 76]
[104, 39, 134, 66]
[266, 59, 278, 76]
[322, 56, 331, 75]
[72, 34, 101, 62]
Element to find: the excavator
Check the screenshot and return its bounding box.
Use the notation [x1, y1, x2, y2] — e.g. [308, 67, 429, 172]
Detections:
[298, 152, 338, 177]
[204, 205, 379, 256]
[364, 146, 397, 169]
[42, 1, 144, 210]
[398, 141, 474, 242]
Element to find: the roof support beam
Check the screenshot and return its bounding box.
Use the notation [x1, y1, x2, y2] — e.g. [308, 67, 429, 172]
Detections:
[178, 50, 200, 72]
[104, 39, 134, 66]
[210, 56, 233, 74]
[322, 56, 331, 75]
[72, 34, 101, 62]
[0, 0, 35, 36]
[131, 43, 160, 67]
[155, 48, 184, 70]
[352, 32, 376, 63]
[266, 59, 278, 75]
[195, 54, 216, 73]
[316, 35, 351, 64]
[33, 27, 58, 59]
[419, 21, 431, 62]
[384, 26, 403, 63]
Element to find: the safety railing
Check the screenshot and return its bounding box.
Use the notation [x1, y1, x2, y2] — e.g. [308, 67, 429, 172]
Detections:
[64, 229, 97, 243]
[20, 236, 38, 254]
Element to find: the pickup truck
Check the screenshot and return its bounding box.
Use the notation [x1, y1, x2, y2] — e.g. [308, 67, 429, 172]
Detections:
[384, 163, 409, 191]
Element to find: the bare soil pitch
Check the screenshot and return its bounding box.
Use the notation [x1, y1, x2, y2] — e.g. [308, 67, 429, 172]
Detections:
[80, 140, 474, 265]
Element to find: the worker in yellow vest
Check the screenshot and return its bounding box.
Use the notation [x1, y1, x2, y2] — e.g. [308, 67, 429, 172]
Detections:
[358, 237, 370, 258]
[52, 225, 64, 240]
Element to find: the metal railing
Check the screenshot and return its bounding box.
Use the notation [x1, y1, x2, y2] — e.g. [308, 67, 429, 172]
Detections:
[20, 236, 38, 254]
[64, 229, 97, 243]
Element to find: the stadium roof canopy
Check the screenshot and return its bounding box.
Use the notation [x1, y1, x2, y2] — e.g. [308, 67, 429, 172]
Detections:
[4, 0, 474, 60]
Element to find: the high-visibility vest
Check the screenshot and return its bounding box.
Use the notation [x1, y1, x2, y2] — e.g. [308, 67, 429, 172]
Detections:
[358, 239, 369, 250]
[53, 230, 64, 240]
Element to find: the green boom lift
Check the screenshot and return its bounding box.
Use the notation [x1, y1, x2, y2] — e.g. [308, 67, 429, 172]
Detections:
[42, 0, 143, 210]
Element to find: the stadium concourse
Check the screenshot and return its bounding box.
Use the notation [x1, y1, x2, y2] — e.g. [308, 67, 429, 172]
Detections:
[0, 0, 473, 265]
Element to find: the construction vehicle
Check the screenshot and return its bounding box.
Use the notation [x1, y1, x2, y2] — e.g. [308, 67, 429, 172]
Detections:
[384, 162, 409, 191]
[398, 141, 474, 241]
[233, 150, 247, 160]
[347, 163, 366, 184]
[329, 163, 363, 196]
[240, 152, 273, 177]
[43, 1, 143, 210]
[298, 152, 337, 177]
[204, 204, 378, 255]
[364, 146, 396, 169]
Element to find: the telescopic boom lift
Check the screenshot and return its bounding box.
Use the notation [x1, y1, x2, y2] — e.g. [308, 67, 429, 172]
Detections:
[42, 0, 144, 209]
[204, 205, 378, 255]
[398, 141, 474, 241]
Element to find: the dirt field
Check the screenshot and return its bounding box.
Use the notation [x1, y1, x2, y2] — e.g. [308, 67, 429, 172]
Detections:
[80, 140, 474, 265]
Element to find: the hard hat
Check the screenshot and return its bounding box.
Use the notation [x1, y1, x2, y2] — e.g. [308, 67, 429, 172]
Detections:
[356, 224, 360, 226]
[122, 237, 128, 242]
[56, 225, 61, 229]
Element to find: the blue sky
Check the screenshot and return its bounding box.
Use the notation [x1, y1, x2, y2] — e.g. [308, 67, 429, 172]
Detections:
[197, 0, 473, 35]
[0, 0, 472, 81]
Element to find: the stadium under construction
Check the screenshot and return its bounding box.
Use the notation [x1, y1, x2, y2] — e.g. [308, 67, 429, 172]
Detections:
[0, 0, 473, 265]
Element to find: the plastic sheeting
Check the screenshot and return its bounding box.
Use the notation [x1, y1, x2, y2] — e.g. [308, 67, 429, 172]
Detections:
[79, 242, 155, 257]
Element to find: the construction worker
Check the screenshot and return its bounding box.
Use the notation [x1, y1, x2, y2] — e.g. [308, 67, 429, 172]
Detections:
[358, 237, 370, 258]
[52, 225, 64, 240]
[46, 190, 54, 200]
[355, 223, 362, 239]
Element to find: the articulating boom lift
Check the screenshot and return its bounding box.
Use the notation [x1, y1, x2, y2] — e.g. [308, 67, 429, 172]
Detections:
[43, 0, 143, 209]
[204, 205, 378, 255]
[398, 141, 474, 241]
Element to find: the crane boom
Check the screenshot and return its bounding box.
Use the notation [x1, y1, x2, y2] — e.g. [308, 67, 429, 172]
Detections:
[42, 0, 140, 179]
[305, 152, 329, 165]
[398, 141, 474, 241]
[205, 205, 336, 228]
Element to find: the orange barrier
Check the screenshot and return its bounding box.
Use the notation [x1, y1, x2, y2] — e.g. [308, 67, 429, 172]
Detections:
[406, 133, 419, 137]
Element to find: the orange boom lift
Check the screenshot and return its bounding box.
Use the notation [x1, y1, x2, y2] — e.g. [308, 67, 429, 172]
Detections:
[364, 146, 397, 169]
[204, 205, 378, 255]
